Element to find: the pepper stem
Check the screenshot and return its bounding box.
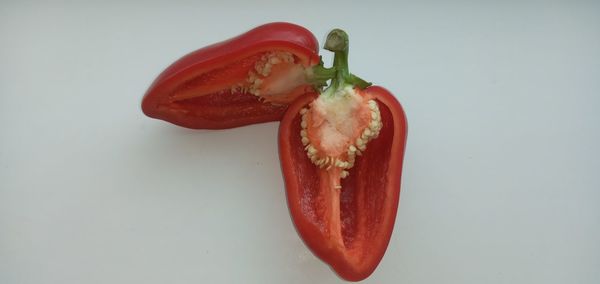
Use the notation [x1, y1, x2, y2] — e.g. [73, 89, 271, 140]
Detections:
[308, 56, 337, 88]
[323, 29, 371, 93]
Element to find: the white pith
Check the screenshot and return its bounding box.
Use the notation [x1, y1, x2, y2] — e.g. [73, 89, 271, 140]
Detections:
[230, 52, 308, 102]
[300, 87, 382, 179]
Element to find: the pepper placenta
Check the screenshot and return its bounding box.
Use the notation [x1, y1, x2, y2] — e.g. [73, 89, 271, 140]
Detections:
[278, 30, 408, 281]
[142, 22, 335, 129]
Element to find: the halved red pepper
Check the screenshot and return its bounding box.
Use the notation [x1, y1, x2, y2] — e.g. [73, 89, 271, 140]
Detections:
[142, 22, 330, 129]
[278, 30, 408, 281]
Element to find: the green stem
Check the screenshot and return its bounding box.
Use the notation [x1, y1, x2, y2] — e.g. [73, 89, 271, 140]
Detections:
[323, 29, 371, 95]
[309, 56, 337, 88]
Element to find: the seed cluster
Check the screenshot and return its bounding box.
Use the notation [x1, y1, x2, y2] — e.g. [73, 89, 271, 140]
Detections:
[300, 100, 382, 179]
[230, 52, 295, 99]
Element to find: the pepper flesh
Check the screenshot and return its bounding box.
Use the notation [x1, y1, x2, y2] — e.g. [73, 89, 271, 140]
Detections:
[278, 29, 408, 281]
[279, 88, 407, 281]
[142, 22, 321, 129]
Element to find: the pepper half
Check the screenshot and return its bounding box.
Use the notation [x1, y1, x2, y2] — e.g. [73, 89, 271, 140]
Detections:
[278, 29, 408, 281]
[142, 22, 332, 129]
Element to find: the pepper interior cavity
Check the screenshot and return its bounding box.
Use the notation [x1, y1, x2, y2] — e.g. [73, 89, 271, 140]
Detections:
[170, 51, 312, 105]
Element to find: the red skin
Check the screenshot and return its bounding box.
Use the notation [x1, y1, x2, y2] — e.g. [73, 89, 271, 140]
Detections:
[279, 87, 408, 281]
[142, 22, 320, 129]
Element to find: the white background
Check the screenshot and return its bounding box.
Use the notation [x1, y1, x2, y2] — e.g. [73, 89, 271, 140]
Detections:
[1, 1, 599, 283]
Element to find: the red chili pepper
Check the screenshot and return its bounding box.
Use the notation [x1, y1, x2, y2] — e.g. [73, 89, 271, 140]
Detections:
[142, 22, 333, 129]
[278, 30, 408, 281]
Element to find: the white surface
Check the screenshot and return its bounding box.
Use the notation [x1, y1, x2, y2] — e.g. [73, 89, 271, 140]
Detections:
[1, 1, 599, 283]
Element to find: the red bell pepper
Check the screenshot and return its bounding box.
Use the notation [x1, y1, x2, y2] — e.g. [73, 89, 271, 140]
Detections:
[278, 30, 408, 281]
[142, 22, 333, 129]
